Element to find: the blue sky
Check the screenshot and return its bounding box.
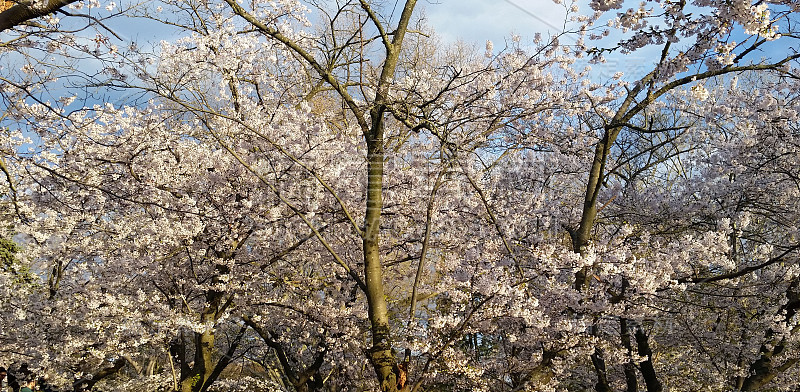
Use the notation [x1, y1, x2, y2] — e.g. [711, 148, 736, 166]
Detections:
[422, 0, 572, 45]
[101, 0, 574, 45]
[422, 0, 658, 80]
[94, 0, 576, 57]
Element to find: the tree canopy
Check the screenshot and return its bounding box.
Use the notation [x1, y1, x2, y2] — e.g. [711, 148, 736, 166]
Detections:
[1, 0, 800, 391]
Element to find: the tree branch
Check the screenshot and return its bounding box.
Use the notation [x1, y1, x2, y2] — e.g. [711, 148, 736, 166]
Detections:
[0, 0, 79, 32]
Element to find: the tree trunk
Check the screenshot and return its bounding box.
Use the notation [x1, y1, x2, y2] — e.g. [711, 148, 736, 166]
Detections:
[740, 279, 800, 391]
[181, 279, 226, 392]
[574, 127, 620, 289]
[635, 327, 662, 392]
[590, 348, 613, 392]
[363, 132, 398, 391]
[620, 318, 638, 392]
[180, 325, 215, 392]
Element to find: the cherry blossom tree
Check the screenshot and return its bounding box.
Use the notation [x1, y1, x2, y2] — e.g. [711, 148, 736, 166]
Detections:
[2, 0, 800, 391]
[556, 0, 800, 390]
